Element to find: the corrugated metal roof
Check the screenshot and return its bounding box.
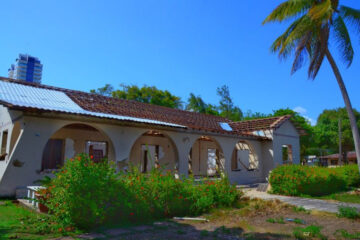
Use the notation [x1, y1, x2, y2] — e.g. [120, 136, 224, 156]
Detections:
[0, 81, 186, 128]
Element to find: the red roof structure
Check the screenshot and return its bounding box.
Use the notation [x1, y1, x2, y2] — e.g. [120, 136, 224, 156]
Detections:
[0, 77, 300, 139]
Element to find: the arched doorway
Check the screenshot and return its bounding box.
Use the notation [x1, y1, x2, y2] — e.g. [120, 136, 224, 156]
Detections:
[41, 123, 115, 171]
[129, 130, 178, 173]
[231, 141, 259, 171]
[188, 136, 224, 177]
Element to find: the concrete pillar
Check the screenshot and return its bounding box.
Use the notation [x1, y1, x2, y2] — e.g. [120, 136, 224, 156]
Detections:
[96, 125, 146, 164]
[167, 132, 199, 178]
[212, 136, 238, 178]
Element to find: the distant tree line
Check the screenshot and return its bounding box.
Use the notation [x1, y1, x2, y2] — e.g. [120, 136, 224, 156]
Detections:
[91, 84, 360, 160]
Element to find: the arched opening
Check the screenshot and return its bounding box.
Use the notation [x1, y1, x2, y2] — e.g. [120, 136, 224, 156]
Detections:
[188, 136, 225, 177]
[128, 130, 179, 173]
[231, 141, 259, 172]
[41, 123, 115, 171]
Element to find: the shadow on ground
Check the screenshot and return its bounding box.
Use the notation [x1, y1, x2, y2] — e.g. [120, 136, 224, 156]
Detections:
[73, 221, 293, 240]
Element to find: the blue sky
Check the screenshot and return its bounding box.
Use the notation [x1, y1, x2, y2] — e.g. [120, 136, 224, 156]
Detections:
[1, 0, 360, 124]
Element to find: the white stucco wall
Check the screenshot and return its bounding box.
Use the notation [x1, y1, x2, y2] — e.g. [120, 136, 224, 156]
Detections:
[0, 106, 23, 186]
[0, 109, 301, 197]
[227, 139, 265, 184]
[190, 139, 224, 176]
[272, 120, 300, 166]
[50, 127, 116, 163]
[129, 134, 177, 171]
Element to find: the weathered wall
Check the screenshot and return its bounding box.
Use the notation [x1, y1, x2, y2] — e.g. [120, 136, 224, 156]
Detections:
[0, 112, 293, 197]
[227, 139, 265, 184]
[0, 106, 23, 187]
[50, 127, 116, 163]
[272, 120, 300, 166]
[129, 135, 177, 171]
[189, 139, 224, 176]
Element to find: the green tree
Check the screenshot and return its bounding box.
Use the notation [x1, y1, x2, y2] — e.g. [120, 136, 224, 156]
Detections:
[92, 84, 183, 109]
[315, 108, 360, 162]
[217, 85, 243, 121]
[90, 84, 114, 97]
[263, 0, 360, 172]
[186, 93, 220, 116]
[186, 93, 207, 113]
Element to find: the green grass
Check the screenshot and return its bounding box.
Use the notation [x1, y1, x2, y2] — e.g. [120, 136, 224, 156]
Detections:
[303, 192, 360, 204]
[266, 217, 285, 224]
[337, 206, 360, 219]
[293, 225, 326, 240]
[334, 229, 360, 239]
[292, 206, 310, 214]
[0, 200, 65, 240]
[293, 218, 305, 224]
[320, 192, 360, 204]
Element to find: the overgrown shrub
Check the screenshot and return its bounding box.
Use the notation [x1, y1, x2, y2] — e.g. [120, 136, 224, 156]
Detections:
[337, 165, 360, 188]
[269, 165, 360, 196]
[45, 154, 123, 229]
[41, 154, 241, 230]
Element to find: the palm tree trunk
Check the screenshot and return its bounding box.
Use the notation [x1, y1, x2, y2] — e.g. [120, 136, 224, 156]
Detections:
[325, 48, 360, 172]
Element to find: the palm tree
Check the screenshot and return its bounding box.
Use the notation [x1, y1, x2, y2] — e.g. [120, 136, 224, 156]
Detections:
[263, 0, 360, 173]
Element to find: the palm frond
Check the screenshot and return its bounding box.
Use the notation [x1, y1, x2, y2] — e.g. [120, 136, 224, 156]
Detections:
[263, 0, 314, 24]
[333, 15, 354, 67]
[308, 42, 325, 79]
[340, 6, 360, 36]
[308, 26, 329, 79]
[308, 0, 333, 23]
[270, 15, 311, 60]
[291, 33, 311, 74]
[282, 16, 314, 53]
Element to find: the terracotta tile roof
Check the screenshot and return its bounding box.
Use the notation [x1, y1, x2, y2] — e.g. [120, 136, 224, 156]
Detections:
[0, 77, 297, 139]
[319, 151, 357, 160]
[230, 115, 292, 133]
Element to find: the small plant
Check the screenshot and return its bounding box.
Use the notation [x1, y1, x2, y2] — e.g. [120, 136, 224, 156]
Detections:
[293, 225, 326, 240]
[337, 206, 360, 219]
[266, 217, 285, 224]
[293, 218, 304, 224]
[292, 206, 309, 213]
[334, 229, 360, 239]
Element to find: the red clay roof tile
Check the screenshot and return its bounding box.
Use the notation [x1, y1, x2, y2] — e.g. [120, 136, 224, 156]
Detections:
[0, 77, 296, 139]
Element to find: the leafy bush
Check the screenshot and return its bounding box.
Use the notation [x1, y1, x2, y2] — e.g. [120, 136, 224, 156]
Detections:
[337, 165, 360, 188]
[45, 154, 123, 229]
[293, 225, 326, 240]
[269, 165, 360, 196]
[41, 154, 241, 230]
[337, 206, 360, 219]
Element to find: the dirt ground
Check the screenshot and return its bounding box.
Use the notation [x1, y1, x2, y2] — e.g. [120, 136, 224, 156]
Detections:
[72, 198, 360, 240]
